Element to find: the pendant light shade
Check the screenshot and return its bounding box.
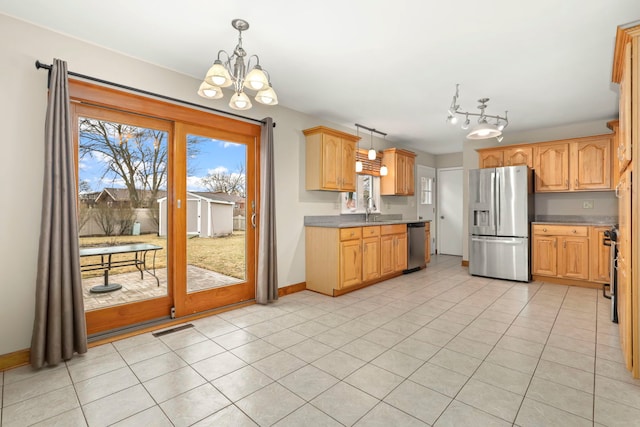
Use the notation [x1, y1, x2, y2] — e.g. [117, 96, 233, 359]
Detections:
[229, 92, 252, 110]
[466, 120, 501, 140]
[255, 84, 278, 105]
[368, 148, 377, 160]
[197, 81, 224, 99]
[355, 161, 363, 172]
[205, 60, 233, 88]
[380, 165, 388, 176]
[244, 66, 269, 91]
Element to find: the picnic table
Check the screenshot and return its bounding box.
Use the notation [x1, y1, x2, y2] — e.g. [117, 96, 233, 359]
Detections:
[79, 243, 162, 293]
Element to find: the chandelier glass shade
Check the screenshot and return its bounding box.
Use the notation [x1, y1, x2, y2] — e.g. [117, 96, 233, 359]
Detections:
[446, 84, 508, 140]
[198, 19, 278, 110]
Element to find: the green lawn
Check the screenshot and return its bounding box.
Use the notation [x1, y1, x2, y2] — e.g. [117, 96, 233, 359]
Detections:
[79, 232, 246, 279]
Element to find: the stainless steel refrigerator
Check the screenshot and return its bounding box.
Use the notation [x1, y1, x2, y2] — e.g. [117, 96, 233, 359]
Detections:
[469, 165, 534, 282]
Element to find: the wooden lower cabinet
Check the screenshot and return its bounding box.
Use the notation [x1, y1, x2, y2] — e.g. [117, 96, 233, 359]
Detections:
[532, 234, 558, 277]
[425, 222, 431, 265]
[617, 167, 632, 370]
[339, 239, 362, 288]
[362, 235, 381, 281]
[558, 236, 589, 280]
[532, 224, 612, 285]
[590, 226, 611, 283]
[306, 224, 406, 296]
[381, 224, 408, 275]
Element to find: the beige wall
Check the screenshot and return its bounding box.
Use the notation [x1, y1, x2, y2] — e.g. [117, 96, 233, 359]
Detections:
[461, 119, 617, 261]
[0, 14, 436, 355]
[435, 152, 463, 168]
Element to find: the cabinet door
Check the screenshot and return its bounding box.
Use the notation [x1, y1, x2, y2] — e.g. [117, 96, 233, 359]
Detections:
[321, 133, 341, 190]
[617, 168, 632, 369]
[571, 138, 612, 190]
[535, 143, 570, 192]
[425, 228, 431, 264]
[393, 233, 408, 272]
[590, 226, 611, 283]
[504, 147, 533, 168]
[558, 237, 589, 280]
[479, 150, 504, 168]
[340, 138, 357, 191]
[618, 42, 632, 174]
[362, 237, 380, 281]
[405, 155, 415, 195]
[532, 235, 557, 276]
[396, 154, 406, 195]
[340, 240, 362, 288]
[380, 235, 394, 275]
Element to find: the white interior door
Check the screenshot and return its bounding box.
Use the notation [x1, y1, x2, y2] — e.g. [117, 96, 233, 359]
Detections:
[416, 165, 436, 254]
[437, 167, 463, 256]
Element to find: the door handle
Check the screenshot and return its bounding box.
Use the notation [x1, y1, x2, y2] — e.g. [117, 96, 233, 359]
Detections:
[440, 216, 445, 219]
[251, 200, 256, 228]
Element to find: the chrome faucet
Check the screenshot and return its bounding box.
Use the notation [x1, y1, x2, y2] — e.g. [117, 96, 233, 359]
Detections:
[365, 197, 374, 222]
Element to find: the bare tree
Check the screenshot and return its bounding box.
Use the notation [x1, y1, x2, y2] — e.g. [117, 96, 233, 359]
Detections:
[202, 163, 246, 197]
[78, 119, 203, 207]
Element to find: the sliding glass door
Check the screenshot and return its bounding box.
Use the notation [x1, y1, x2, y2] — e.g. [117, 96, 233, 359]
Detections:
[172, 123, 257, 317]
[71, 81, 260, 335]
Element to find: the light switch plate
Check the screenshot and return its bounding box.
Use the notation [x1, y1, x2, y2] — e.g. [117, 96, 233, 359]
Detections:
[582, 200, 594, 209]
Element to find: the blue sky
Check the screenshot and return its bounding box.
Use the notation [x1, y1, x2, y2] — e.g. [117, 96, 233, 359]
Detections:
[79, 132, 247, 193]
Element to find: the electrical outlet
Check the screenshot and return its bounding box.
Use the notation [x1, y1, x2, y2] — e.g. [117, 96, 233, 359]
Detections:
[582, 200, 594, 209]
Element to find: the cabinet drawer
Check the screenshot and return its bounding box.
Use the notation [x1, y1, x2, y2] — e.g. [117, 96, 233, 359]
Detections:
[362, 225, 380, 237]
[381, 224, 407, 235]
[340, 227, 362, 241]
[532, 224, 588, 236]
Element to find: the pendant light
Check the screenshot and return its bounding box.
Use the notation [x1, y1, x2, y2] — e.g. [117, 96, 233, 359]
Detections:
[379, 134, 388, 176]
[368, 129, 376, 160]
[355, 127, 363, 172]
[198, 19, 278, 110]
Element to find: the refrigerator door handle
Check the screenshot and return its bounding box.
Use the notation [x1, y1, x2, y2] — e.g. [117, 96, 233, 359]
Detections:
[471, 237, 524, 245]
[495, 171, 500, 229]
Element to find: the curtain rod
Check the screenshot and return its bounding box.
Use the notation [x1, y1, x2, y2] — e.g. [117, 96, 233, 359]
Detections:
[354, 123, 387, 137]
[35, 60, 275, 127]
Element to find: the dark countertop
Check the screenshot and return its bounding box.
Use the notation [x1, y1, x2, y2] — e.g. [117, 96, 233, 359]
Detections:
[304, 215, 430, 228]
[532, 215, 617, 226]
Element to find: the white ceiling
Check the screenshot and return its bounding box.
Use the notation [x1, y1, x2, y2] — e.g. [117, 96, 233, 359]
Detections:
[2, 1, 640, 154]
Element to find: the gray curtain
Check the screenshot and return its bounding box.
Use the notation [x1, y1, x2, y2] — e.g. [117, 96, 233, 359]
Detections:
[256, 117, 278, 304]
[31, 59, 87, 368]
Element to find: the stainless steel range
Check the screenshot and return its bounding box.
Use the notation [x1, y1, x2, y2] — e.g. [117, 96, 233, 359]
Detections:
[603, 226, 619, 323]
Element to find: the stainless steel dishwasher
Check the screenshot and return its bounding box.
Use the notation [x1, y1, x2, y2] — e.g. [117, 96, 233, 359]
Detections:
[405, 222, 426, 273]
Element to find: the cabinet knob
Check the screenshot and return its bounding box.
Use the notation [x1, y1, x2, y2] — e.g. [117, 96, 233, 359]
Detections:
[572, 229, 577, 233]
[543, 228, 547, 232]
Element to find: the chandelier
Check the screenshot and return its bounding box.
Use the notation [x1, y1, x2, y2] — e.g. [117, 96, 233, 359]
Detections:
[197, 19, 277, 110]
[446, 84, 508, 140]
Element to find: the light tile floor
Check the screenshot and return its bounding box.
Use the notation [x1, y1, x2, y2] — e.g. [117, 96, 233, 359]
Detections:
[3, 255, 640, 426]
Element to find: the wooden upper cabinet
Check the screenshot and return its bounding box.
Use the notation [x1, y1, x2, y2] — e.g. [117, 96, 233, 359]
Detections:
[617, 41, 632, 175]
[570, 136, 612, 190]
[535, 143, 570, 192]
[381, 148, 416, 195]
[504, 146, 533, 168]
[479, 149, 503, 168]
[303, 126, 359, 192]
